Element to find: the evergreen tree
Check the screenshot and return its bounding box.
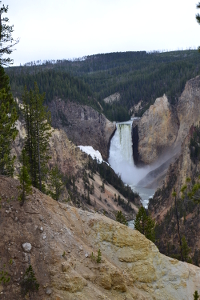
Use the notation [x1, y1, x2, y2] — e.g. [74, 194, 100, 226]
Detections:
[0, 66, 18, 176]
[22, 83, 51, 192]
[181, 235, 191, 262]
[48, 165, 64, 201]
[0, 1, 19, 66]
[18, 149, 32, 206]
[116, 210, 128, 226]
[21, 265, 39, 298]
[134, 206, 155, 242]
[194, 290, 200, 300]
[172, 190, 183, 261]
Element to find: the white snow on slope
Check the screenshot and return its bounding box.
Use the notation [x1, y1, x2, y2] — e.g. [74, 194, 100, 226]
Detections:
[78, 146, 103, 163]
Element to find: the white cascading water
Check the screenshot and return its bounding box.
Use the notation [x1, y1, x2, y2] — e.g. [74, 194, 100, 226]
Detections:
[108, 120, 155, 208]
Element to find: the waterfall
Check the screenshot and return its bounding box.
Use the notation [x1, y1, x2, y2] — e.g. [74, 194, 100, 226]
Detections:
[109, 120, 144, 185]
[108, 120, 136, 185]
[108, 120, 155, 207]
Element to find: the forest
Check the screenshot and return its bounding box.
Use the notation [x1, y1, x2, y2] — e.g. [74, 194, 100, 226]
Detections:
[6, 49, 200, 122]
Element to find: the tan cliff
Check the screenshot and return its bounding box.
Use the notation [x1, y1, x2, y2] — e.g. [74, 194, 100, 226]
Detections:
[135, 94, 179, 165]
[147, 77, 200, 259]
[176, 75, 200, 144]
[0, 176, 200, 300]
[148, 131, 200, 259]
[48, 99, 116, 161]
[135, 76, 200, 166]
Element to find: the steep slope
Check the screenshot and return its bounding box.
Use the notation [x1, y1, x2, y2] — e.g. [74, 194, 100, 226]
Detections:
[134, 75, 200, 167]
[12, 121, 139, 221]
[0, 176, 200, 300]
[147, 76, 200, 261]
[133, 94, 179, 165]
[48, 99, 115, 161]
[176, 75, 200, 144]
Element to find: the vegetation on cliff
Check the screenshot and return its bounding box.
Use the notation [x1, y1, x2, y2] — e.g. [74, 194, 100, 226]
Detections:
[6, 49, 200, 121]
[21, 83, 52, 192]
[190, 125, 200, 164]
[134, 207, 155, 242]
[0, 2, 18, 175]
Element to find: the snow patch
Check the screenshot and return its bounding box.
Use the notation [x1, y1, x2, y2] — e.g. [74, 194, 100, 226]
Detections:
[78, 146, 103, 163]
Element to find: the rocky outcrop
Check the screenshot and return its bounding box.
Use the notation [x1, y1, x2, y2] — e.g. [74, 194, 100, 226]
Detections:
[176, 75, 200, 144]
[134, 76, 200, 166]
[0, 176, 200, 300]
[103, 92, 120, 104]
[48, 99, 115, 160]
[135, 94, 179, 165]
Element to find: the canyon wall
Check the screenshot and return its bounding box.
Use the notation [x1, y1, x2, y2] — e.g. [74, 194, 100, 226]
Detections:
[134, 75, 200, 166]
[48, 99, 116, 161]
[133, 94, 179, 165]
[147, 76, 200, 259]
[0, 176, 200, 300]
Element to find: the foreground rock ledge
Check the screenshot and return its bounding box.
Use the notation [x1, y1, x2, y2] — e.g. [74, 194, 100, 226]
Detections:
[0, 176, 200, 300]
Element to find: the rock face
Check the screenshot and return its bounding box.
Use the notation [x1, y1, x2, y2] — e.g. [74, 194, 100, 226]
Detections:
[103, 92, 121, 104]
[176, 75, 200, 144]
[134, 76, 200, 166]
[0, 176, 200, 300]
[48, 99, 115, 160]
[135, 94, 179, 165]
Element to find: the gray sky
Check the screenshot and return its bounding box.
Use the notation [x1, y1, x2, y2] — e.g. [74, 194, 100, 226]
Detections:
[4, 0, 200, 66]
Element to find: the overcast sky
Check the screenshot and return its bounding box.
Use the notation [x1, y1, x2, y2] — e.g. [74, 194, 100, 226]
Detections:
[4, 0, 200, 66]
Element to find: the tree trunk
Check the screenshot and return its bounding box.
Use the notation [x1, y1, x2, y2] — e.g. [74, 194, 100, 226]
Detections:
[174, 192, 183, 261]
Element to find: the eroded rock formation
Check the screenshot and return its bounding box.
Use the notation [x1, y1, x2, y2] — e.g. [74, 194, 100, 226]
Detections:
[0, 176, 200, 300]
[135, 94, 179, 165]
[48, 99, 116, 161]
[176, 75, 200, 144]
[134, 76, 200, 166]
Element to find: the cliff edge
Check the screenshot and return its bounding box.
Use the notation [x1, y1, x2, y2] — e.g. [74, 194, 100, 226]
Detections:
[48, 99, 115, 161]
[0, 176, 200, 300]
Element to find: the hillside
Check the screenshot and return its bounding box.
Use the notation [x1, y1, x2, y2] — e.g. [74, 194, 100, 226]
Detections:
[12, 121, 140, 221]
[0, 176, 200, 300]
[6, 50, 200, 122]
[145, 76, 200, 264]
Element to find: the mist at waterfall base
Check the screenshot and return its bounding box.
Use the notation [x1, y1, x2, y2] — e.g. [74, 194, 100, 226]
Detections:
[108, 120, 155, 208]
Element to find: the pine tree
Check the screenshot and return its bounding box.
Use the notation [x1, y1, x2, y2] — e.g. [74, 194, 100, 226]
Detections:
[18, 149, 32, 206]
[48, 165, 64, 201]
[0, 2, 19, 66]
[22, 83, 51, 192]
[181, 235, 191, 262]
[134, 206, 155, 242]
[116, 210, 128, 226]
[21, 265, 39, 298]
[194, 290, 200, 300]
[96, 249, 102, 263]
[0, 66, 18, 176]
[172, 190, 183, 261]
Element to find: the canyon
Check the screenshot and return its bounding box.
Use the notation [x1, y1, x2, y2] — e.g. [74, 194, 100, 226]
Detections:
[0, 176, 200, 300]
[3, 71, 200, 299]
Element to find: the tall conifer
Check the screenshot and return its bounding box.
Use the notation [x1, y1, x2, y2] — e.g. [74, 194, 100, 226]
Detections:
[22, 83, 51, 192]
[134, 206, 155, 242]
[18, 149, 32, 206]
[0, 66, 18, 175]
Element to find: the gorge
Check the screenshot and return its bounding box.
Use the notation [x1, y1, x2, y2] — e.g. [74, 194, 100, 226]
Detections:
[3, 51, 200, 299]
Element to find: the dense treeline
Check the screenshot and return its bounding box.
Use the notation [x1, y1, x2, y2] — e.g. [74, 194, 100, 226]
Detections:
[6, 50, 200, 121]
[7, 69, 100, 111]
